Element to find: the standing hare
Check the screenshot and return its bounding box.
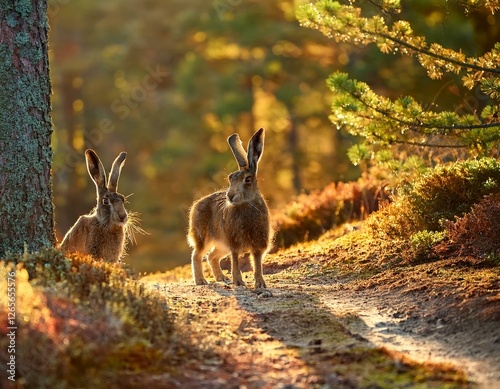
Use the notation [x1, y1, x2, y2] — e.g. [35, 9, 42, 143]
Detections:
[59, 149, 132, 263]
[188, 128, 271, 288]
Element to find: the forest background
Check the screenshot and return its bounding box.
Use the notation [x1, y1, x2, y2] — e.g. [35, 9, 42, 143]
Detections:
[49, 0, 499, 272]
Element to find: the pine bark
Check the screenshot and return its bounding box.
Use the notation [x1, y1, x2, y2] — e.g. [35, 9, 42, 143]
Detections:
[0, 0, 56, 256]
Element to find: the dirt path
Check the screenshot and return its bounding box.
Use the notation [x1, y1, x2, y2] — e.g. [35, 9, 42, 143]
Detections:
[318, 288, 500, 388]
[144, 263, 500, 388]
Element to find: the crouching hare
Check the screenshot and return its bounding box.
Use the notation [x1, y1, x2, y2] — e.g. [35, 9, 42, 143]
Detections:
[188, 128, 271, 288]
[59, 149, 133, 263]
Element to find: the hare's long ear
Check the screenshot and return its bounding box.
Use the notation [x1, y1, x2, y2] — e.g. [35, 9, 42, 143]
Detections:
[85, 149, 107, 196]
[247, 128, 265, 175]
[108, 152, 127, 192]
[228, 134, 248, 170]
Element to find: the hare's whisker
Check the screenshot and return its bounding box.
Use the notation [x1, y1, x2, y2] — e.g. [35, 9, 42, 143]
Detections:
[248, 202, 263, 217]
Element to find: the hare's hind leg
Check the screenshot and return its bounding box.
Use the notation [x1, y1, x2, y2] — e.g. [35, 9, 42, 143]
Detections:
[191, 246, 209, 285]
[207, 247, 230, 283]
[252, 250, 267, 289]
[230, 251, 246, 287]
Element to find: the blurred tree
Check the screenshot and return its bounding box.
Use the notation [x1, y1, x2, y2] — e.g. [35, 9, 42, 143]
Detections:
[0, 0, 55, 256]
[298, 0, 500, 173]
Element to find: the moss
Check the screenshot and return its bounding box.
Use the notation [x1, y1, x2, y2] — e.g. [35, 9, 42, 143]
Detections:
[14, 30, 30, 45]
[5, 12, 18, 27]
[13, 0, 33, 19]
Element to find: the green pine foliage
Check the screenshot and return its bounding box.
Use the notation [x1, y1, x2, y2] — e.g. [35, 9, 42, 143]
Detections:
[297, 0, 500, 165]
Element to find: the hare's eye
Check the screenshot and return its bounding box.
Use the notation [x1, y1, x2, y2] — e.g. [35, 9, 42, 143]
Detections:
[244, 176, 252, 184]
[102, 198, 110, 205]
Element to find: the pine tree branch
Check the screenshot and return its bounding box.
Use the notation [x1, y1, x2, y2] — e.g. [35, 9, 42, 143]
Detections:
[376, 32, 500, 75]
[343, 89, 500, 131]
[388, 138, 469, 148]
[370, 132, 469, 148]
[300, 2, 500, 75]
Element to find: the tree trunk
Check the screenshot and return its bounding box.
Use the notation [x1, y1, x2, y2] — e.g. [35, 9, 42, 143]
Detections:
[0, 0, 55, 256]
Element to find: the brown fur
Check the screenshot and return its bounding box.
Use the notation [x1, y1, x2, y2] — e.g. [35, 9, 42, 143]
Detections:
[188, 129, 271, 288]
[59, 150, 129, 263]
[60, 213, 126, 263]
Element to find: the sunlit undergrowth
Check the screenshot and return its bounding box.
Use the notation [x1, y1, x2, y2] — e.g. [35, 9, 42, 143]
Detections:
[366, 158, 500, 239]
[274, 158, 500, 280]
[272, 157, 500, 273]
[331, 158, 500, 270]
[273, 176, 388, 249]
[0, 249, 194, 387]
[436, 193, 500, 262]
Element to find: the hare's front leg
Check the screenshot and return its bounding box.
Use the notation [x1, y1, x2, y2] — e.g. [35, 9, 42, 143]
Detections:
[230, 251, 246, 287]
[252, 250, 267, 289]
[207, 247, 230, 283]
[191, 248, 208, 285]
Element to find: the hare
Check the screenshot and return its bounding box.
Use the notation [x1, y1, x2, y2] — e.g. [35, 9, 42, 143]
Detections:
[59, 149, 131, 263]
[188, 128, 271, 288]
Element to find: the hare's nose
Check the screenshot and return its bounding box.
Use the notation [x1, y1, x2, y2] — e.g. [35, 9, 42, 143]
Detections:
[119, 214, 128, 222]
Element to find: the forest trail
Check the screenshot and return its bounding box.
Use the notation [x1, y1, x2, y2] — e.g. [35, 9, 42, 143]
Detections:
[319, 288, 500, 388]
[142, 248, 500, 389]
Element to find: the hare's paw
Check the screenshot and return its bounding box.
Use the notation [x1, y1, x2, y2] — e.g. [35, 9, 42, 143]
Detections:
[254, 278, 267, 289]
[194, 277, 209, 286]
[234, 279, 247, 288]
[232, 272, 246, 287]
[216, 275, 231, 283]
